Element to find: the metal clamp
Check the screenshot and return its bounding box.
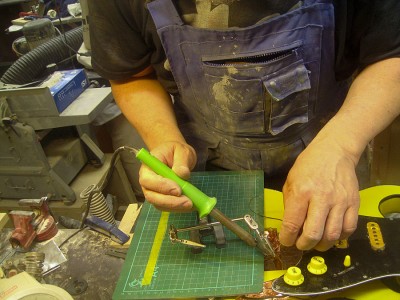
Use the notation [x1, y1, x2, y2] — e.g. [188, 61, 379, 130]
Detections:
[169, 224, 206, 248]
[168, 215, 276, 257]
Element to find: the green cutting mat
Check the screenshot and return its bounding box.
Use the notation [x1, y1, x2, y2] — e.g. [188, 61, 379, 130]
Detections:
[113, 171, 265, 299]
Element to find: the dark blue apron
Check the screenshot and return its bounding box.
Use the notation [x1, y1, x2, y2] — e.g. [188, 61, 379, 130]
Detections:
[147, 0, 349, 176]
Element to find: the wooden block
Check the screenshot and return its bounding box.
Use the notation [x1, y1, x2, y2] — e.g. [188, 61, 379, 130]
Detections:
[0, 213, 9, 229]
[109, 203, 142, 249]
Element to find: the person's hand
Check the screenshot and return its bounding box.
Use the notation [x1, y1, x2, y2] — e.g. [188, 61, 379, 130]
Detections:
[138, 141, 197, 212]
[279, 137, 360, 251]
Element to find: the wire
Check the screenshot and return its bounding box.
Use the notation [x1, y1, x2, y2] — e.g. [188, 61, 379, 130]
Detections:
[54, 0, 75, 68]
[54, 26, 79, 53]
[78, 146, 140, 229]
[100, 146, 139, 191]
[51, 0, 90, 69]
[58, 226, 88, 248]
[57, 53, 79, 65]
[247, 195, 283, 222]
[54, 26, 90, 57]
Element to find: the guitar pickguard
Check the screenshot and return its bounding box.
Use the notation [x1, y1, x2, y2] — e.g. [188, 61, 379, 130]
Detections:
[272, 215, 400, 296]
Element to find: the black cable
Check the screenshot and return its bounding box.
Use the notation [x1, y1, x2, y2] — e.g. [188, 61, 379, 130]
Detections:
[78, 146, 139, 229]
[247, 195, 283, 222]
[53, 0, 77, 68]
[57, 53, 78, 65]
[58, 226, 88, 248]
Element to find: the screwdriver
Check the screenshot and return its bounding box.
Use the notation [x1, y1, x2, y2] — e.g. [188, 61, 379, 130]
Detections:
[133, 147, 257, 249]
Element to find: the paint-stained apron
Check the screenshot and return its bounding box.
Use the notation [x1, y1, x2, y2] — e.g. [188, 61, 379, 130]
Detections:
[147, 0, 349, 176]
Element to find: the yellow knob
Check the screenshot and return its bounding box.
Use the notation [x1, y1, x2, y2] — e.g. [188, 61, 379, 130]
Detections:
[307, 256, 328, 275]
[343, 255, 351, 267]
[284, 266, 304, 286]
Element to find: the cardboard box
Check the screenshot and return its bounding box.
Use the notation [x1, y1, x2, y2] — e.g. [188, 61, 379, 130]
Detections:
[45, 69, 89, 112]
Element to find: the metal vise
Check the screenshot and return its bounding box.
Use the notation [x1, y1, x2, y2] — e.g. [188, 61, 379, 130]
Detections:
[8, 197, 58, 249]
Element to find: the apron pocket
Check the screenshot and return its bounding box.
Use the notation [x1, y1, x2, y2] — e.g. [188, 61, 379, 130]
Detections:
[212, 110, 265, 134]
[205, 75, 266, 134]
[264, 62, 311, 135]
[205, 75, 264, 112]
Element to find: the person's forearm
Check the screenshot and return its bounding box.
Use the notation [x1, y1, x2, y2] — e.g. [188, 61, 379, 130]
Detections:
[110, 75, 186, 150]
[314, 57, 400, 162]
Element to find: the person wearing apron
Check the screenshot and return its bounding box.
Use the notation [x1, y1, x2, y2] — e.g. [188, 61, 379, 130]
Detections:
[89, 0, 400, 251]
[146, 0, 350, 181]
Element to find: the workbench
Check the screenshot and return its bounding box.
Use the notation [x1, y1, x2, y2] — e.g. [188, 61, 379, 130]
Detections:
[0, 227, 125, 299]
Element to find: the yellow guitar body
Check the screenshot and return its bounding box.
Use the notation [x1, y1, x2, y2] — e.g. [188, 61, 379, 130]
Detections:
[264, 185, 400, 299]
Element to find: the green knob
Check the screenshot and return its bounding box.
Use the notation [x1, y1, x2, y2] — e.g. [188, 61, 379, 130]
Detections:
[136, 148, 217, 218]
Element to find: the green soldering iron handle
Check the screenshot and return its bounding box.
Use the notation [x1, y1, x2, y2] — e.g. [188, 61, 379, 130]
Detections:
[135, 148, 217, 218]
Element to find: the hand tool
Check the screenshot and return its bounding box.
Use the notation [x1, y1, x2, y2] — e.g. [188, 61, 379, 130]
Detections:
[169, 214, 275, 257]
[121, 146, 275, 257]
[84, 215, 130, 244]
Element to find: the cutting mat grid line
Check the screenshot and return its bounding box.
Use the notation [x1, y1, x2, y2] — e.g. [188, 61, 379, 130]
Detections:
[113, 171, 265, 300]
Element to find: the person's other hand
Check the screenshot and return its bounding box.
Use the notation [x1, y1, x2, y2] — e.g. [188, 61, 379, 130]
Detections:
[138, 141, 197, 212]
[279, 138, 360, 251]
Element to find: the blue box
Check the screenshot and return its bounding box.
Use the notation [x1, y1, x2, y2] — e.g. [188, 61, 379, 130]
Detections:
[47, 69, 89, 112]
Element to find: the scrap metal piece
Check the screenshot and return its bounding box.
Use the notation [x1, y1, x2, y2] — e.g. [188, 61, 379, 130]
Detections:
[38, 240, 67, 275]
[105, 248, 128, 259]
